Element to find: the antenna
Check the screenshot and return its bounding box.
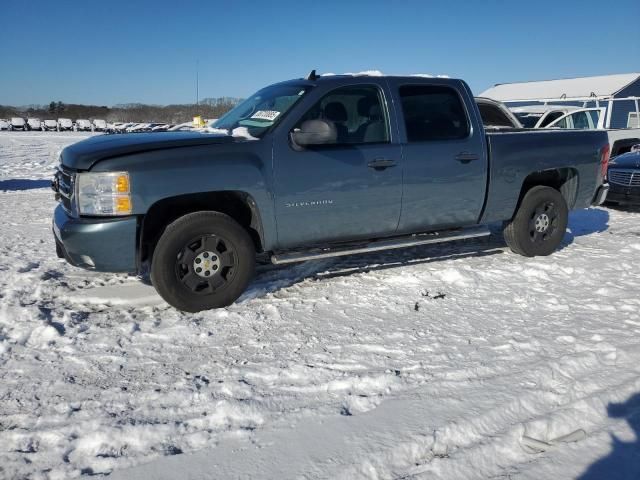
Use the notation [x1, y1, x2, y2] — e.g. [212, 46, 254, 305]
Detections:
[306, 69, 319, 81]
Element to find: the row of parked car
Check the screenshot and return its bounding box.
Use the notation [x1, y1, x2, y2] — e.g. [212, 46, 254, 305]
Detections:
[106, 122, 199, 133]
[0, 117, 108, 132]
[0, 117, 211, 134]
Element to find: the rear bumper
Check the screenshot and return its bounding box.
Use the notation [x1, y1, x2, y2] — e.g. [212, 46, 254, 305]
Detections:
[53, 204, 138, 273]
[591, 183, 609, 206]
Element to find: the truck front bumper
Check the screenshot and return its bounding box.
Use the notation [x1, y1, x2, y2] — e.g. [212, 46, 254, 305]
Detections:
[592, 183, 609, 206]
[53, 205, 138, 273]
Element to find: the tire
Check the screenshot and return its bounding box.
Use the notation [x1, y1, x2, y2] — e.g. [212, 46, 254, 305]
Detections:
[503, 186, 568, 257]
[150, 211, 256, 312]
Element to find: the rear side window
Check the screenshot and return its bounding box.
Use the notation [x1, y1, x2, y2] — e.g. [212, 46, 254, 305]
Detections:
[553, 116, 569, 129]
[477, 103, 516, 128]
[571, 112, 590, 129]
[399, 85, 469, 142]
[539, 111, 564, 127]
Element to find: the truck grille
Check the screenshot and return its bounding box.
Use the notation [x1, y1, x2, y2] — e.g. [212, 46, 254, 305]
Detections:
[608, 170, 640, 187]
[53, 166, 76, 213]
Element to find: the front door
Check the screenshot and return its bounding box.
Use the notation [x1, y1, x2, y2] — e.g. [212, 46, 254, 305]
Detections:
[272, 82, 403, 249]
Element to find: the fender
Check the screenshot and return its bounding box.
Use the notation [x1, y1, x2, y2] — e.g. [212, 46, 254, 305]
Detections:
[91, 140, 278, 250]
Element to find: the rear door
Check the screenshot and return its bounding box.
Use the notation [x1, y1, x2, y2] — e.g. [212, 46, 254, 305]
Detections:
[388, 79, 488, 232]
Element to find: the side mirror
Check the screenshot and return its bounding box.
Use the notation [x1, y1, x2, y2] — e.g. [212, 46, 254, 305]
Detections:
[290, 119, 337, 149]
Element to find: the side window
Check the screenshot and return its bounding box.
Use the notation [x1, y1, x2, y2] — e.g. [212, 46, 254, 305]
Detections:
[295, 85, 389, 145]
[571, 112, 590, 129]
[477, 103, 516, 128]
[539, 111, 564, 127]
[399, 85, 469, 142]
[552, 116, 569, 129]
[628, 112, 640, 128]
[588, 110, 601, 127]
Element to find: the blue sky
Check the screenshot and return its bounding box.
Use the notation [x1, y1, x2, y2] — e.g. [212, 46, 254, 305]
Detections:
[1, 0, 638, 106]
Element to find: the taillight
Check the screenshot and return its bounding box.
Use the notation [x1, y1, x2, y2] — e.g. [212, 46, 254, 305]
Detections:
[600, 144, 610, 180]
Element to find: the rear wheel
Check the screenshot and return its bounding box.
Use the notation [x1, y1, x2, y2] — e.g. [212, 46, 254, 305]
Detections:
[503, 186, 568, 257]
[151, 212, 255, 312]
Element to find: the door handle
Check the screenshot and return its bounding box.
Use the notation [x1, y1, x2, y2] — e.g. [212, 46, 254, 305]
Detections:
[368, 158, 397, 170]
[455, 152, 479, 164]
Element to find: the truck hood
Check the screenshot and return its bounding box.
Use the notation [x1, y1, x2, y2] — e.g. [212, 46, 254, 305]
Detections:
[609, 151, 640, 169]
[61, 131, 246, 170]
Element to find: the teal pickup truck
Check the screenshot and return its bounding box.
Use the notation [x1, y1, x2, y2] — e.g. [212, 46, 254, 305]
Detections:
[52, 72, 610, 311]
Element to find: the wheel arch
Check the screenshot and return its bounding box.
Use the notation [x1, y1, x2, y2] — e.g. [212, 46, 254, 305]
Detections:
[139, 191, 265, 266]
[512, 167, 579, 218]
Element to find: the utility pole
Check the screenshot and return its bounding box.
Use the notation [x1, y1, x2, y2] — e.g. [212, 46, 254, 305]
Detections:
[196, 59, 199, 106]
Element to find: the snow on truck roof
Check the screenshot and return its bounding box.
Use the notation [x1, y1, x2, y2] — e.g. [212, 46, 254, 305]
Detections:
[480, 73, 640, 101]
[323, 71, 450, 78]
[307, 70, 451, 80]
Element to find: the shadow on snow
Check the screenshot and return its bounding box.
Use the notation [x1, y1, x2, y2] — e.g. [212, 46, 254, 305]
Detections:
[0, 179, 51, 191]
[578, 392, 640, 480]
[242, 208, 610, 301]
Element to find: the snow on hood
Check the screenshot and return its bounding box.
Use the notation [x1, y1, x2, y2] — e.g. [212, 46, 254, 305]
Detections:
[202, 126, 259, 140]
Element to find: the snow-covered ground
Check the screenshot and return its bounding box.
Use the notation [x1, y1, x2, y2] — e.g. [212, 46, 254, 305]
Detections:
[1, 131, 639, 480]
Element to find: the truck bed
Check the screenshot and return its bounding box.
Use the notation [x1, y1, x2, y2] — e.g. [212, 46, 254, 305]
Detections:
[481, 128, 609, 224]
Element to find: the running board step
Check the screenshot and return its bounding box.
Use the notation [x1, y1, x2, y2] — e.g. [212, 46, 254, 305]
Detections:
[270, 225, 491, 265]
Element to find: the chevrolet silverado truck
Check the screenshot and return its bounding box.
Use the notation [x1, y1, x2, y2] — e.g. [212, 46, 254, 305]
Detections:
[52, 72, 610, 312]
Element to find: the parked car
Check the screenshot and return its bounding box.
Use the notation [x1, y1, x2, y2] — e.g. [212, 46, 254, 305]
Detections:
[113, 123, 134, 133]
[127, 123, 151, 133]
[475, 97, 522, 129]
[75, 119, 93, 132]
[93, 119, 107, 132]
[150, 124, 170, 132]
[167, 122, 193, 132]
[43, 119, 58, 131]
[9, 117, 27, 131]
[130, 123, 150, 132]
[509, 105, 581, 129]
[57, 118, 73, 131]
[605, 148, 640, 206]
[0, 119, 9, 130]
[542, 107, 640, 157]
[545, 107, 603, 130]
[52, 73, 610, 312]
[26, 118, 42, 131]
[106, 122, 125, 133]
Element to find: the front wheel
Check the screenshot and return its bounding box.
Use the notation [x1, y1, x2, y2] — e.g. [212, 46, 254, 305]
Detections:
[503, 186, 568, 257]
[151, 211, 256, 312]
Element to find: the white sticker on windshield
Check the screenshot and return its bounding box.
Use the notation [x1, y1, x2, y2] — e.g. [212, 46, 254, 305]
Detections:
[251, 110, 281, 121]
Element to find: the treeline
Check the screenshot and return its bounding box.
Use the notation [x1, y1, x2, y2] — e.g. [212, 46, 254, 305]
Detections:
[0, 97, 242, 124]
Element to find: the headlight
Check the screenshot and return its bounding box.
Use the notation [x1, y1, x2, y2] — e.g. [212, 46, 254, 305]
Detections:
[77, 172, 132, 216]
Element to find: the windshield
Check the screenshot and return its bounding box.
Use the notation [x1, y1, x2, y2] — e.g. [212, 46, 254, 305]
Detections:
[212, 84, 309, 138]
[513, 112, 542, 128]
